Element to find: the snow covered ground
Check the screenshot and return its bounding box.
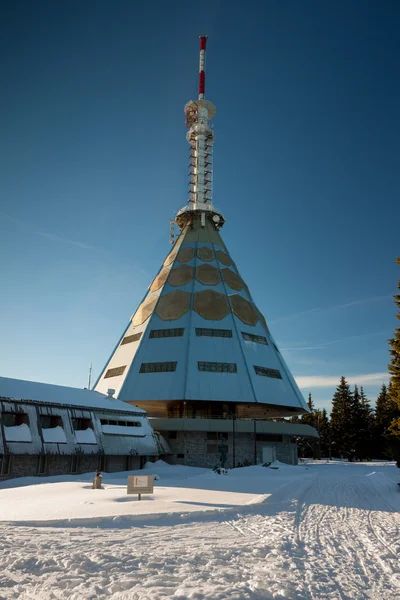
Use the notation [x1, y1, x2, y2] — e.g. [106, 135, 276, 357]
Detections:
[0, 460, 399, 599]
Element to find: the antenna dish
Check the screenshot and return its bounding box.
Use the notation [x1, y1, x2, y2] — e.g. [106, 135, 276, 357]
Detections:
[212, 215, 220, 223]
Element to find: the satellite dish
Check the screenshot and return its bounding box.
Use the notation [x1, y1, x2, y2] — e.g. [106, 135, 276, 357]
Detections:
[212, 215, 220, 223]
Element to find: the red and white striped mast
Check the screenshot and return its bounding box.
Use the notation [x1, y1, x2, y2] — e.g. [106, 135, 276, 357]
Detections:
[184, 36, 217, 211]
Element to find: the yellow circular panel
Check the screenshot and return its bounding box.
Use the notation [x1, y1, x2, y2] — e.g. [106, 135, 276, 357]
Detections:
[194, 289, 230, 320]
[221, 268, 243, 291]
[230, 294, 258, 326]
[196, 264, 221, 286]
[216, 249, 232, 266]
[164, 250, 177, 267]
[132, 295, 158, 326]
[150, 268, 169, 292]
[197, 246, 215, 262]
[168, 265, 193, 287]
[177, 247, 195, 262]
[156, 290, 191, 321]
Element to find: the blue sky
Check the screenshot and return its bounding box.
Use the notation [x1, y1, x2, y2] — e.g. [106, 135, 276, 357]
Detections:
[1, 0, 399, 412]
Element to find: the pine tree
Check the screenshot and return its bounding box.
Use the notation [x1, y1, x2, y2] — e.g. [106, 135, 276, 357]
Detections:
[355, 387, 374, 460]
[298, 393, 319, 458]
[375, 384, 391, 457]
[330, 377, 355, 459]
[314, 408, 331, 458]
[388, 258, 400, 455]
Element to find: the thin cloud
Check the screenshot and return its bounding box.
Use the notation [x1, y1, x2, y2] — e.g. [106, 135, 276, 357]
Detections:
[295, 372, 389, 389]
[270, 295, 392, 325]
[2, 211, 151, 279]
[282, 329, 390, 352]
[2, 212, 100, 251]
[36, 231, 100, 251]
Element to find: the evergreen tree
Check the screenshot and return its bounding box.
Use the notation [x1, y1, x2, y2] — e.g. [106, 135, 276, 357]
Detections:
[330, 377, 355, 459]
[355, 387, 374, 460]
[388, 258, 400, 463]
[314, 408, 331, 458]
[298, 393, 319, 458]
[375, 384, 391, 457]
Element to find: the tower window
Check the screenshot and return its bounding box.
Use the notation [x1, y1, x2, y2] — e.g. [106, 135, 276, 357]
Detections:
[256, 434, 283, 442]
[254, 366, 282, 379]
[104, 366, 126, 378]
[149, 328, 184, 338]
[242, 332, 268, 345]
[121, 332, 142, 345]
[139, 362, 177, 373]
[198, 362, 237, 373]
[196, 328, 232, 338]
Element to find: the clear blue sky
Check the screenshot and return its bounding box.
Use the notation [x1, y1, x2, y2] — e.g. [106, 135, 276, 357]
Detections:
[1, 0, 399, 412]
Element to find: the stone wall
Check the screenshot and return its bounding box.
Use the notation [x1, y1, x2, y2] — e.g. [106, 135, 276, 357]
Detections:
[165, 431, 298, 468]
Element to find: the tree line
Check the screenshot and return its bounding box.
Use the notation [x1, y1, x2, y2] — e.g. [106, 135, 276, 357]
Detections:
[292, 257, 400, 464]
[291, 381, 399, 461]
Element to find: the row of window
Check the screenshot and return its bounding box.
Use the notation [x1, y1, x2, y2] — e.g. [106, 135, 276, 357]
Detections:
[135, 362, 282, 379]
[120, 328, 271, 344]
[100, 419, 142, 427]
[0, 414, 141, 433]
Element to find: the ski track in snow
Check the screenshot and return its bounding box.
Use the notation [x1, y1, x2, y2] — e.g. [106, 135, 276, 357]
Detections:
[0, 465, 399, 600]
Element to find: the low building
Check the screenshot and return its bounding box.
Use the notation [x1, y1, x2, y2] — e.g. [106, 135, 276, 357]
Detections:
[152, 418, 319, 468]
[0, 376, 162, 479]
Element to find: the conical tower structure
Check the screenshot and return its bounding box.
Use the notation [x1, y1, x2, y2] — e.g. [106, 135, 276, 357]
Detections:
[94, 38, 309, 467]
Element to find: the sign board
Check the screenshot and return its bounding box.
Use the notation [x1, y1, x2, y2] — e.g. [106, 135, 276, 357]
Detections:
[127, 474, 154, 497]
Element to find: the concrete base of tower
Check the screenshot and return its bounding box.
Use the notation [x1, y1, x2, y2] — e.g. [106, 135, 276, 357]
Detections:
[150, 417, 319, 469]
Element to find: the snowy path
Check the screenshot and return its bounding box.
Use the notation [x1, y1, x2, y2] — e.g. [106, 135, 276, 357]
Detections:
[0, 463, 399, 599]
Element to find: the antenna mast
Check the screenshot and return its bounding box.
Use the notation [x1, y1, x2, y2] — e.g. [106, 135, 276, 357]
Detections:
[185, 36, 216, 209]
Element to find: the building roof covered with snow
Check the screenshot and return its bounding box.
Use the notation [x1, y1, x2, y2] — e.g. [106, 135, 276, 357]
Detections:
[0, 376, 145, 415]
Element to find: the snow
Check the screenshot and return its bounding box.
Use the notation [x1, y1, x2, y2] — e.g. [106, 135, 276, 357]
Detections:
[0, 376, 146, 414]
[0, 461, 399, 599]
[42, 426, 67, 444]
[3, 423, 32, 442]
[74, 428, 97, 444]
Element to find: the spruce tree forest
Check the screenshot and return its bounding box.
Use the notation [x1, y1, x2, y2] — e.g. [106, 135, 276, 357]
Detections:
[292, 258, 400, 465]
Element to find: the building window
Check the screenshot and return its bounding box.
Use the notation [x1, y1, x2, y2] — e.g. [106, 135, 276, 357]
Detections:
[121, 332, 142, 345]
[0, 455, 11, 476]
[177, 453, 184, 458]
[256, 434, 283, 442]
[168, 431, 177, 439]
[40, 415, 63, 429]
[36, 455, 47, 475]
[207, 432, 228, 441]
[242, 332, 268, 345]
[100, 419, 141, 427]
[70, 455, 79, 474]
[139, 362, 177, 373]
[206, 444, 219, 453]
[198, 362, 237, 373]
[254, 366, 282, 379]
[104, 365, 126, 378]
[1, 412, 29, 427]
[196, 328, 232, 338]
[149, 328, 184, 338]
[72, 418, 93, 431]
